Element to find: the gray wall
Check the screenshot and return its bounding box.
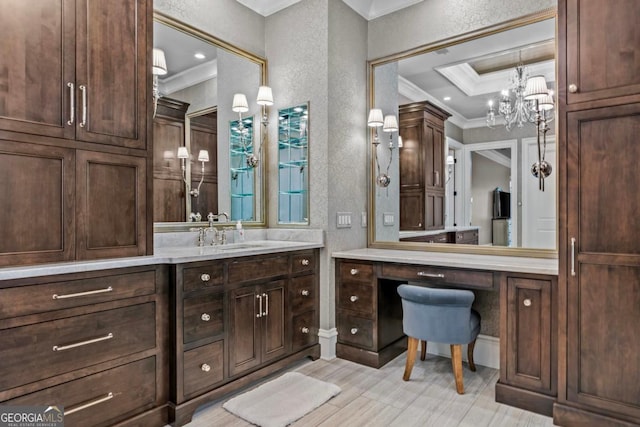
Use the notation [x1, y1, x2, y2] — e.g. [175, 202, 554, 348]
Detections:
[367, 0, 556, 60]
[154, 0, 265, 57]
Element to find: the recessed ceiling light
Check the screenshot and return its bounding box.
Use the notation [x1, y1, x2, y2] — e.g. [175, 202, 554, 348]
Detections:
[194, 52, 205, 59]
[443, 96, 451, 101]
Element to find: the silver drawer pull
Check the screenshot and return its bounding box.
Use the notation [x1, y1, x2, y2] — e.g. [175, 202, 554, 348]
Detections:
[53, 333, 114, 352]
[417, 272, 445, 278]
[201, 273, 211, 282]
[201, 313, 211, 322]
[350, 295, 359, 302]
[65, 392, 114, 415]
[53, 286, 113, 300]
[350, 328, 358, 335]
[523, 299, 532, 307]
[350, 268, 359, 276]
[301, 327, 310, 334]
[301, 259, 310, 266]
[257, 294, 262, 318]
[201, 363, 211, 372]
[301, 289, 310, 296]
[570, 237, 576, 277]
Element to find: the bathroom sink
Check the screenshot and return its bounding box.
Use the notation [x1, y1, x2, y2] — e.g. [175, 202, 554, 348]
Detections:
[215, 242, 266, 251]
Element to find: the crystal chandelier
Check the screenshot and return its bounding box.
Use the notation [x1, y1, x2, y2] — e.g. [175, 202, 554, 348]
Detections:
[486, 63, 538, 130]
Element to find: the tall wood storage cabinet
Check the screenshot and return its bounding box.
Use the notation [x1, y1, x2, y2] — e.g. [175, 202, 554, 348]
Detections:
[398, 101, 451, 231]
[0, 0, 152, 266]
[556, 1, 640, 426]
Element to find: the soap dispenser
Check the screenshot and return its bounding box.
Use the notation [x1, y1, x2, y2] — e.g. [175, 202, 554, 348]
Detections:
[235, 220, 245, 242]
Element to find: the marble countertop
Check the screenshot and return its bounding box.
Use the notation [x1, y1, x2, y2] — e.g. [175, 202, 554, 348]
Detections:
[331, 248, 558, 275]
[0, 230, 324, 281]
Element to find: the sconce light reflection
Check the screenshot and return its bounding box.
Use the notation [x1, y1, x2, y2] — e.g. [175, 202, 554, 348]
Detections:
[152, 48, 167, 118]
[368, 109, 398, 188]
[178, 147, 209, 197]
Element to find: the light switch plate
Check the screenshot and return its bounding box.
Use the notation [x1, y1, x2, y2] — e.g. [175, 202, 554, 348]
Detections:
[383, 212, 394, 226]
[337, 212, 352, 228]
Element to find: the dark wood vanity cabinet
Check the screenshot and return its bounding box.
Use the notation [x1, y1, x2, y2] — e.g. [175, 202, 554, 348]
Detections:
[496, 273, 556, 417]
[170, 250, 320, 427]
[0, 266, 169, 427]
[399, 101, 451, 231]
[0, 0, 152, 266]
[556, 1, 640, 426]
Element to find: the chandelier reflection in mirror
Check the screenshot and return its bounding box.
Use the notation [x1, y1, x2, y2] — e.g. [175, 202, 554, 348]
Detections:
[368, 109, 399, 187]
[486, 61, 555, 191]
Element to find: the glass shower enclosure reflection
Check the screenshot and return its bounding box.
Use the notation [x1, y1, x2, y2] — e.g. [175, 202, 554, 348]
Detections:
[278, 103, 309, 224]
[229, 116, 255, 221]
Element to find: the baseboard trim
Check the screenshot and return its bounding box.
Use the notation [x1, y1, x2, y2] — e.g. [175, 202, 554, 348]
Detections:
[553, 402, 640, 427]
[318, 328, 338, 360]
[425, 334, 500, 369]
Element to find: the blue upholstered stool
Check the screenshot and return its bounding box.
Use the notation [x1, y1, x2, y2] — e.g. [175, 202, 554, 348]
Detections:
[397, 284, 481, 394]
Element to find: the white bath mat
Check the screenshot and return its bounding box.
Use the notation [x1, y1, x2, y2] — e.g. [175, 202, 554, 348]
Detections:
[223, 372, 341, 427]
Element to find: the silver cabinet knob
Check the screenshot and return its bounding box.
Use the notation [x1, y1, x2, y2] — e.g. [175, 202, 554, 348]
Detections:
[523, 298, 532, 307]
[201, 313, 211, 321]
[350, 328, 358, 335]
[350, 295, 358, 303]
[201, 363, 211, 372]
[301, 327, 310, 334]
[201, 273, 211, 282]
[350, 268, 359, 276]
[568, 84, 578, 93]
[301, 259, 310, 266]
[301, 289, 310, 296]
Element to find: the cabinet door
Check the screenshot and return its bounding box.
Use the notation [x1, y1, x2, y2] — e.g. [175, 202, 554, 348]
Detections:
[0, 140, 75, 266]
[228, 286, 261, 376]
[76, 150, 147, 260]
[565, 0, 640, 104]
[75, 0, 148, 149]
[398, 121, 423, 190]
[0, 0, 75, 139]
[399, 190, 424, 231]
[565, 104, 640, 420]
[503, 276, 554, 394]
[153, 114, 186, 222]
[425, 190, 444, 230]
[430, 124, 445, 190]
[261, 280, 288, 363]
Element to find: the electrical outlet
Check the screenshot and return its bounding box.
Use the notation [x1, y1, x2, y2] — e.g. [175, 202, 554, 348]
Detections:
[361, 212, 367, 227]
[337, 212, 352, 228]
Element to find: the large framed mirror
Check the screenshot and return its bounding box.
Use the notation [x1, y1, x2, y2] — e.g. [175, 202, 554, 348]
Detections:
[369, 9, 557, 258]
[152, 12, 267, 231]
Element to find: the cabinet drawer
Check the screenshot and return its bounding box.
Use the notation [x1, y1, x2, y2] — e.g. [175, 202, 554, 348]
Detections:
[381, 264, 495, 290]
[455, 230, 478, 244]
[0, 303, 156, 391]
[0, 269, 156, 319]
[337, 310, 374, 349]
[339, 262, 374, 284]
[183, 292, 224, 344]
[292, 251, 316, 274]
[183, 341, 224, 398]
[292, 311, 317, 351]
[228, 254, 289, 283]
[338, 281, 375, 315]
[183, 263, 224, 292]
[290, 275, 316, 314]
[7, 357, 157, 427]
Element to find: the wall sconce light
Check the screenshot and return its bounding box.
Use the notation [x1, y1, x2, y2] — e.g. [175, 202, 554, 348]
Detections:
[178, 147, 209, 197]
[368, 109, 398, 188]
[152, 48, 168, 118]
[524, 75, 554, 191]
[232, 87, 274, 169]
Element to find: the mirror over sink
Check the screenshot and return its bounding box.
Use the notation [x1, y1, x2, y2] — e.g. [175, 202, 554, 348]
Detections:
[369, 10, 557, 258]
[152, 12, 267, 231]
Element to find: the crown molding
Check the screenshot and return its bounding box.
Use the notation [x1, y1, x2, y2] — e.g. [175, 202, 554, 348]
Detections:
[159, 59, 218, 95]
[236, 0, 301, 16]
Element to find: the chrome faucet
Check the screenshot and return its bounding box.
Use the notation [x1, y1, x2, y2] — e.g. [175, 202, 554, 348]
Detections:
[190, 227, 207, 247]
[207, 212, 229, 223]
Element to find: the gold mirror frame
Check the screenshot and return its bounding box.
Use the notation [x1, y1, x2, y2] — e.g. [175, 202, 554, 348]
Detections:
[153, 11, 268, 232]
[367, 8, 557, 258]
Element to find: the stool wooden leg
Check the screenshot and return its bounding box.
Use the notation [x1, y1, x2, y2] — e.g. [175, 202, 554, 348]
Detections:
[403, 336, 419, 381]
[467, 339, 477, 372]
[450, 344, 464, 394]
[420, 340, 427, 361]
